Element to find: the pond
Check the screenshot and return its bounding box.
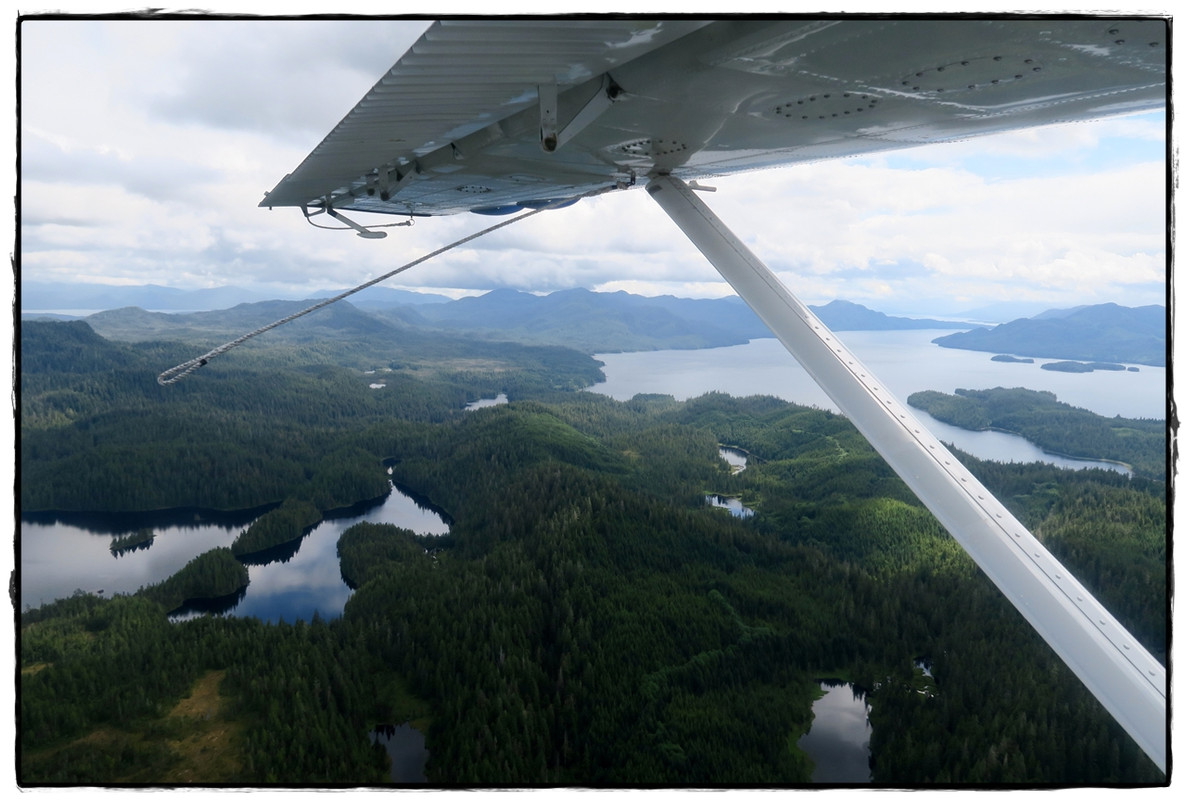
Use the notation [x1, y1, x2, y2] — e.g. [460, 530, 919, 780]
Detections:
[796, 681, 872, 784]
[718, 446, 748, 473]
[705, 494, 754, 518]
[369, 723, 429, 783]
[465, 393, 508, 410]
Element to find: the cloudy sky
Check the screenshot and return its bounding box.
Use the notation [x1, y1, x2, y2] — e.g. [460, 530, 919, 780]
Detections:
[17, 13, 1168, 318]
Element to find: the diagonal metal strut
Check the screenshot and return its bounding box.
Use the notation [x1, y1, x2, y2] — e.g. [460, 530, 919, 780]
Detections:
[646, 175, 1166, 773]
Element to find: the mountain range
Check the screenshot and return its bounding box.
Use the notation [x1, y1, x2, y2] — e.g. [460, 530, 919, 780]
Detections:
[19, 281, 451, 313]
[932, 303, 1166, 367]
[29, 287, 974, 354]
[20, 282, 1165, 365]
[388, 290, 974, 351]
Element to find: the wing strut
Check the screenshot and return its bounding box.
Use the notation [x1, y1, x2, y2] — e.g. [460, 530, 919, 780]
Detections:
[645, 175, 1167, 773]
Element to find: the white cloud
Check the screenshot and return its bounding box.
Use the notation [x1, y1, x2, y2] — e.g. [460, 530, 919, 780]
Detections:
[15, 17, 1168, 317]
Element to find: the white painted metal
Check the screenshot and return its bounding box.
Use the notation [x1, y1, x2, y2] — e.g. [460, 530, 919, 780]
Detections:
[538, 81, 559, 152]
[263, 19, 1165, 218]
[646, 175, 1166, 773]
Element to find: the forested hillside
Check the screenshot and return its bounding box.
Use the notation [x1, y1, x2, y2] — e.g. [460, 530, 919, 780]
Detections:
[931, 303, 1166, 366]
[19, 320, 1166, 786]
[907, 387, 1165, 480]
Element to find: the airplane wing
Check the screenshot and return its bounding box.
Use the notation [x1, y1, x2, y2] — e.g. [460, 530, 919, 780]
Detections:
[262, 18, 1165, 218]
[261, 17, 1168, 774]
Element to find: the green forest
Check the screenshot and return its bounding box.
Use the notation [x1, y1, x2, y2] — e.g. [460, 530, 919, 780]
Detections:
[907, 387, 1165, 480]
[18, 319, 1168, 785]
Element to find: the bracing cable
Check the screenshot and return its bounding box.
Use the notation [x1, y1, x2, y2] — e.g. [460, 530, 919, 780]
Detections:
[158, 185, 619, 385]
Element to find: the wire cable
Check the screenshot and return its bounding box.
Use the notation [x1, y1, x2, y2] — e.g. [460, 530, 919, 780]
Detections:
[158, 185, 619, 385]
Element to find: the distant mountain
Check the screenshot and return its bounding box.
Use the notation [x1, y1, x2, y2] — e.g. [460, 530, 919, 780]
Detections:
[394, 288, 760, 352]
[21, 282, 272, 312]
[309, 286, 452, 308]
[1029, 306, 1090, 321]
[20, 319, 142, 373]
[31, 285, 984, 356]
[395, 289, 974, 353]
[84, 300, 408, 344]
[932, 303, 1166, 367]
[810, 300, 973, 331]
[20, 281, 453, 315]
[952, 300, 1065, 323]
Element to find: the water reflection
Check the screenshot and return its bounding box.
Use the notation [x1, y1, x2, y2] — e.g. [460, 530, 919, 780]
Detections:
[705, 494, 754, 518]
[370, 723, 429, 783]
[718, 446, 748, 473]
[21, 513, 249, 610]
[21, 484, 450, 622]
[465, 393, 508, 410]
[199, 482, 451, 623]
[797, 681, 872, 784]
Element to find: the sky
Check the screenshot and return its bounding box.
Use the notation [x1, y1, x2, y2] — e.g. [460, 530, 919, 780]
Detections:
[15, 13, 1169, 320]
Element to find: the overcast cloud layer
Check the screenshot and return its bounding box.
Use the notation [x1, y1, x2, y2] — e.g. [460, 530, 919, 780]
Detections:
[18, 16, 1168, 316]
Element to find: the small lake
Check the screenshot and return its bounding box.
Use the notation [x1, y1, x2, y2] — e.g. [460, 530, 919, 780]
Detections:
[592, 332, 1163, 472]
[719, 446, 748, 473]
[370, 723, 429, 783]
[465, 393, 508, 410]
[705, 494, 754, 518]
[797, 681, 872, 784]
[20, 482, 450, 620]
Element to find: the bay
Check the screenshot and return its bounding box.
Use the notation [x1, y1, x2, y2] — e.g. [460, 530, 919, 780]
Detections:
[590, 331, 1165, 469]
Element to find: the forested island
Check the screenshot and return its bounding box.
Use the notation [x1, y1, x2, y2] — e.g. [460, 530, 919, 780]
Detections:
[19, 318, 1167, 786]
[931, 303, 1165, 366]
[906, 387, 1164, 480]
[1040, 360, 1130, 373]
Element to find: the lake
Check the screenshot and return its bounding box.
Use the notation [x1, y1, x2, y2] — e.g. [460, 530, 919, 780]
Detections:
[370, 723, 429, 783]
[796, 682, 872, 783]
[20, 482, 450, 619]
[465, 393, 509, 410]
[591, 331, 1164, 470]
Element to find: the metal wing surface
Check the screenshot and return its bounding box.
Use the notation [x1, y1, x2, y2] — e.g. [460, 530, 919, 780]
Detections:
[262, 18, 1165, 217]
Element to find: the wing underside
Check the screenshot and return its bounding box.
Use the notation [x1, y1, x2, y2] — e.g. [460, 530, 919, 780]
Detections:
[262, 18, 1165, 217]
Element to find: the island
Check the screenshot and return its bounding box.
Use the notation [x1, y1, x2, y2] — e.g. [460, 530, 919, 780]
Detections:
[109, 528, 155, 556]
[932, 303, 1165, 367]
[1040, 361, 1127, 373]
[907, 386, 1165, 480]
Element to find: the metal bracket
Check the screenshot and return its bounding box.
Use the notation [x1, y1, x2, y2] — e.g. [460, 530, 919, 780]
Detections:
[374, 164, 419, 202]
[309, 201, 387, 239]
[539, 82, 559, 152]
[541, 74, 624, 153]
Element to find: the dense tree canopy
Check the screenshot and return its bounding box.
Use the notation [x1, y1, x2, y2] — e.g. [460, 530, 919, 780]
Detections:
[19, 320, 1166, 786]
